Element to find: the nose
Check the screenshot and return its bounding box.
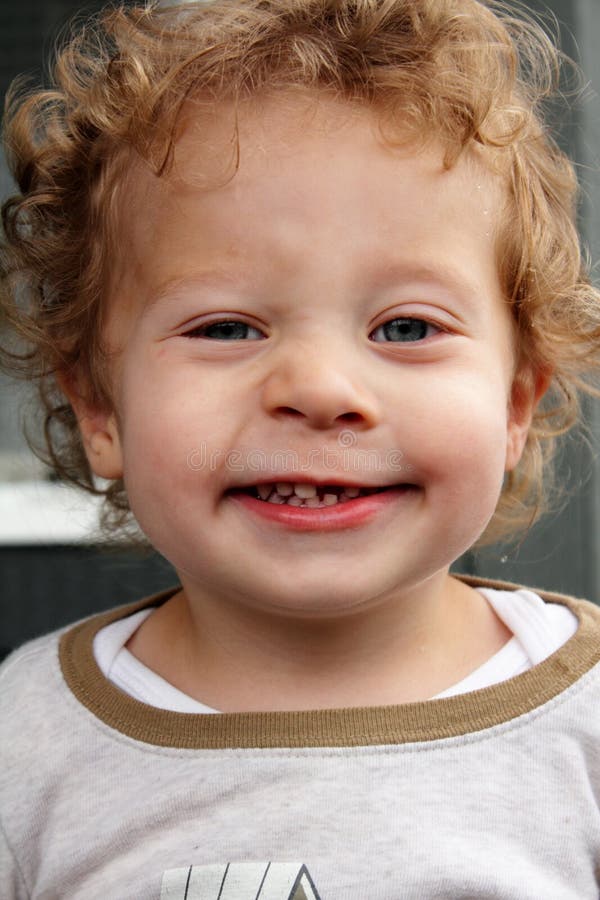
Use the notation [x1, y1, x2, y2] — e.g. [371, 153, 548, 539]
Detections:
[261, 344, 381, 431]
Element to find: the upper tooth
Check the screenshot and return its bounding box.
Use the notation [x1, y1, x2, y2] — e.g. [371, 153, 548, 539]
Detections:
[294, 484, 317, 498]
[276, 482, 294, 496]
[255, 482, 366, 500]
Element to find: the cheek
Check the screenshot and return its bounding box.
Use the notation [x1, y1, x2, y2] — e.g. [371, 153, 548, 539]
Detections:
[116, 363, 235, 499]
[396, 374, 511, 508]
[408, 400, 510, 554]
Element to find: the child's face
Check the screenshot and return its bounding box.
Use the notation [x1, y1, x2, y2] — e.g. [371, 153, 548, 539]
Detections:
[79, 96, 538, 618]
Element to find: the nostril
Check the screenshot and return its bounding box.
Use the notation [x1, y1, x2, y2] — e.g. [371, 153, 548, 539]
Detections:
[338, 412, 364, 424]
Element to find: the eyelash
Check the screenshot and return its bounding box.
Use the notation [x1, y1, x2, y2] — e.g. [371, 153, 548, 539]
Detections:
[181, 316, 442, 343]
[182, 320, 264, 341]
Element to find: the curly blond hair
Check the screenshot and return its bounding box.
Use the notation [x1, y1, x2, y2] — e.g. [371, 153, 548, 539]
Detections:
[1, 0, 600, 542]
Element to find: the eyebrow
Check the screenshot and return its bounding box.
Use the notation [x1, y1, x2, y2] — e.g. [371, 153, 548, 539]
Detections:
[145, 271, 245, 312]
[368, 262, 483, 305]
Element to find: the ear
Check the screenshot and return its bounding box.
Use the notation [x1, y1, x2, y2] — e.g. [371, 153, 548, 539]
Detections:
[58, 373, 124, 480]
[505, 364, 551, 472]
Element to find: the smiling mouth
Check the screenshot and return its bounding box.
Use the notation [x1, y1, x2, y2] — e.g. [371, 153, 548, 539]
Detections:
[229, 481, 404, 508]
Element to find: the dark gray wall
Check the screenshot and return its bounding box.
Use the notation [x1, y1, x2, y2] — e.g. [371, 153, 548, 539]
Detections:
[0, 546, 177, 660]
[0, 0, 109, 101]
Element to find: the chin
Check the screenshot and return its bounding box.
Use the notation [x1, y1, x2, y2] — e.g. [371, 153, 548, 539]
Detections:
[254, 582, 388, 621]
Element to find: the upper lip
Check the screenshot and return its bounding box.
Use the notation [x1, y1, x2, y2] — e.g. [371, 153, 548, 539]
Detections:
[227, 476, 403, 490]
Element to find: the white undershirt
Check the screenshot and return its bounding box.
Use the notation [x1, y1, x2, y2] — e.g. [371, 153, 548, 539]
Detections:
[93, 588, 578, 713]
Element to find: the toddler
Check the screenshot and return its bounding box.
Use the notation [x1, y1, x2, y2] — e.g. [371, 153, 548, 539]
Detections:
[2, 0, 600, 897]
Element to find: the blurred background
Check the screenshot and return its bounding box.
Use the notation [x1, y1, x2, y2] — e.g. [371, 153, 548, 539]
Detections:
[1, 0, 600, 659]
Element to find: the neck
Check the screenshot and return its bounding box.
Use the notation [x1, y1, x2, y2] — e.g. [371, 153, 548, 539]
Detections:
[126, 573, 512, 712]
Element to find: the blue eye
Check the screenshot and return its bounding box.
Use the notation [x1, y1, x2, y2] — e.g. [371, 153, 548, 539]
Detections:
[370, 317, 437, 343]
[184, 320, 265, 340]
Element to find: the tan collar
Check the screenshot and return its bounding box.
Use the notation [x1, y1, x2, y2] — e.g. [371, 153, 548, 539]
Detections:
[59, 576, 600, 749]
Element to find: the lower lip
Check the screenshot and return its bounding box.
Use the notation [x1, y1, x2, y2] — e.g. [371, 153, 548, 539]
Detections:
[227, 487, 417, 532]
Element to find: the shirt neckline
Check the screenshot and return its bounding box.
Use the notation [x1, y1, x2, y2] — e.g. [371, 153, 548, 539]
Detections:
[95, 588, 564, 709]
[58, 576, 600, 749]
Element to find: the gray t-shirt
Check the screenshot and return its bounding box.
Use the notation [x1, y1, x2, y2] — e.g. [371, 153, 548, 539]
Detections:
[1, 580, 599, 899]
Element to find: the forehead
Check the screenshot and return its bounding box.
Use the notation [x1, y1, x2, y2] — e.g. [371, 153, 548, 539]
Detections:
[155, 92, 504, 204]
[110, 93, 507, 325]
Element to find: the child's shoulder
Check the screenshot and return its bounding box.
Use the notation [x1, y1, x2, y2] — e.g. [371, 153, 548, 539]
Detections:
[0, 625, 73, 804]
[0, 597, 150, 744]
[0, 626, 64, 702]
[0, 591, 176, 743]
[0, 590, 172, 696]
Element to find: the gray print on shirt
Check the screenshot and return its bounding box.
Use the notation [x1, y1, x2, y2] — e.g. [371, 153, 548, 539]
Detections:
[161, 861, 323, 899]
